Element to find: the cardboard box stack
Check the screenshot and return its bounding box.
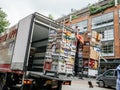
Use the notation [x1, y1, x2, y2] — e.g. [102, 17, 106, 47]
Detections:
[90, 47, 99, 60]
[82, 46, 90, 58]
[82, 31, 102, 69]
[91, 31, 102, 46]
[44, 29, 76, 74]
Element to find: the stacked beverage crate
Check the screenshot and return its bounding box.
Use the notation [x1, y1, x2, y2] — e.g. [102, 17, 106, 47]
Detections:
[44, 28, 76, 75]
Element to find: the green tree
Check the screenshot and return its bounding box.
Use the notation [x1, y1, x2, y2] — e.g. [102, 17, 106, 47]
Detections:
[0, 8, 9, 33]
[48, 14, 54, 20]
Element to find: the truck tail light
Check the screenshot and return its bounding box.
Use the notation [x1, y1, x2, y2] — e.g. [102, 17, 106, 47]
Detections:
[24, 80, 32, 85]
[63, 81, 71, 85]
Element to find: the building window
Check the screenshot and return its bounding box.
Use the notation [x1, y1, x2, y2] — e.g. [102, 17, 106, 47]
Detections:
[77, 20, 88, 33]
[102, 45, 113, 53]
[92, 12, 114, 29]
[104, 29, 114, 40]
[99, 31, 104, 39]
[71, 23, 77, 29]
[93, 25, 114, 41]
[101, 41, 114, 56]
[71, 20, 88, 33]
[92, 12, 114, 57]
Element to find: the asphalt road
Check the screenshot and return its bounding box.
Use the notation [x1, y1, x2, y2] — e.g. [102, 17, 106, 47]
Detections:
[62, 77, 115, 90]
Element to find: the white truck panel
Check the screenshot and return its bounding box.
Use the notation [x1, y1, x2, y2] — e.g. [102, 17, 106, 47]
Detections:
[0, 25, 17, 69]
[11, 14, 33, 70]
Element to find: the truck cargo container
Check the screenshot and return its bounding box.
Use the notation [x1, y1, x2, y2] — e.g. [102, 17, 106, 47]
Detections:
[0, 12, 76, 90]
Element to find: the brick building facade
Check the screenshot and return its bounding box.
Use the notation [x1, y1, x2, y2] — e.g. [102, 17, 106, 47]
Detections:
[57, 0, 120, 74]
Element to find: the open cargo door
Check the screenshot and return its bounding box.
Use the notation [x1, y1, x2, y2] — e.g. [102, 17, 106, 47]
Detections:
[11, 14, 34, 70]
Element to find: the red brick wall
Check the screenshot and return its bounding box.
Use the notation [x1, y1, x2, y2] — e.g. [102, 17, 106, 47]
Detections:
[66, 5, 120, 59]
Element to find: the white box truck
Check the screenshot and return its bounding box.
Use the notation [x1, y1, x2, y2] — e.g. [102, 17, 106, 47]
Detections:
[0, 12, 76, 90]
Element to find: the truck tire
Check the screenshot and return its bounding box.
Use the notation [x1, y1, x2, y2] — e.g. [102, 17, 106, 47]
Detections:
[2, 85, 9, 90]
[0, 74, 6, 90]
[0, 81, 4, 90]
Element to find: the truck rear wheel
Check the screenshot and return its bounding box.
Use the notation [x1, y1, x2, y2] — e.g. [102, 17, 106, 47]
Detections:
[0, 73, 7, 90]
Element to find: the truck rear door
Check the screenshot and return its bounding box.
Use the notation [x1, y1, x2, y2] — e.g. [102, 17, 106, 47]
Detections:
[11, 14, 34, 70]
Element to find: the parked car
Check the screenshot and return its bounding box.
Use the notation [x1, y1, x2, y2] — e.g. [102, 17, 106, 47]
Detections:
[96, 69, 117, 88]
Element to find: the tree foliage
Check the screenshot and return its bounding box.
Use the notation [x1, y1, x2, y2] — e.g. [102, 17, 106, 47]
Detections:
[48, 14, 54, 20]
[0, 8, 9, 33]
[89, 0, 115, 15]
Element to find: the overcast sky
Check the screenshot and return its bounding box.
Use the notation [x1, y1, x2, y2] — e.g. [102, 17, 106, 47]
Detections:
[0, 0, 98, 27]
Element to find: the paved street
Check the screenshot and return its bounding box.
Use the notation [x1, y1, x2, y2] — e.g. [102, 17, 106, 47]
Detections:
[62, 77, 115, 90]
